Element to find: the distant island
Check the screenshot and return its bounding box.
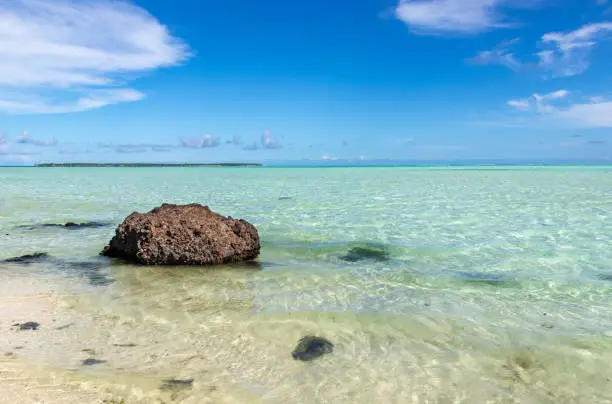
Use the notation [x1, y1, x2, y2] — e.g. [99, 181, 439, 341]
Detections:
[36, 163, 262, 167]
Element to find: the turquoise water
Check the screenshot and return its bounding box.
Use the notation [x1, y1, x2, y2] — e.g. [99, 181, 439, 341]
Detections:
[1, 167, 611, 403]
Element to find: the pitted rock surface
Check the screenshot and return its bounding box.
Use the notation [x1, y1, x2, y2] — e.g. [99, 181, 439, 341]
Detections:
[102, 203, 260, 266]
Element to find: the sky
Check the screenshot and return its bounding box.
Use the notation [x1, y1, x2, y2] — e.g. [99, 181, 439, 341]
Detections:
[1, 0, 611, 165]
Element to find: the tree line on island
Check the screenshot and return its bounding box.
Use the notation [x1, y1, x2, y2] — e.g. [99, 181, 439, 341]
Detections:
[35, 163, 262, 167]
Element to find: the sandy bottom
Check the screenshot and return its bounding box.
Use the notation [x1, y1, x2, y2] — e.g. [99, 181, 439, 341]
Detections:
[0, 275, 242, 404]
[2, 266, 612, 404]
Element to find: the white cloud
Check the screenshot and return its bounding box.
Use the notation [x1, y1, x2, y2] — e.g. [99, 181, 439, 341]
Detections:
[538, 22, 612, 77]
[261, 130, 282, 149]
[508, 90, 612, 127]
[0, 0, 189, 114]
[394, 0, 538, 35]
[0, 89, 144, 114]
[508, 90, 570, 113]
[557, 101, 612, 127]
[180, 135, 221, 149]
[507, 99, 530, 110]
[471, 23, 612, 77]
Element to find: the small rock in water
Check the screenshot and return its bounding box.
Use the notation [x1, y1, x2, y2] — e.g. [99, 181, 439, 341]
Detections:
[160, 379, 194, 391]
[14, 322, 40, 331]
[82, 358, 106, 366]
[278, 197, 292, 200]
[3, 253, 50, 264]
[64, 222, 111, 230]
[64, 222, 110, 229]
[19, 222, 110, 231]
[292, 336, 334, 361]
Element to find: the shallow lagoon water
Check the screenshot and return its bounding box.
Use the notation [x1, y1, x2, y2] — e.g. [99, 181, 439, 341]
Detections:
[0, 166, 611, 403]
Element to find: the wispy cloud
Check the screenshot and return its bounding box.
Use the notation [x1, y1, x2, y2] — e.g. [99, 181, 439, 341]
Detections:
[507, 99, 530, 110]
[16, 131, 57, 146]
[556, 100, 612, 127]
[537, 22, 612, 78]
[508, 90, 612, 127]
[508, 89, 570, 113]
[0, 132, 7, 144]
[472, 23, 612, 77]
[261, 130, 282, 149]
[99, 142, 175, 153]
[0, 89, 145, 115]
[468, 38, 522, 69]
[0, 0, 190, 114]
[394, 0, 537, 35]
[180, 135, 221, 149]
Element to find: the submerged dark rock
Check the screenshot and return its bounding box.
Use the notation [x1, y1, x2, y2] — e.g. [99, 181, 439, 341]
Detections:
[597, 273, 612, 282]
[2, 254, 114, 287]
[456, 271, 519, 287]
[18, 222, 111, 231]
[63, 222, 110, 229]
[160, 379, 194, 391]
[278, 197, 292, 200]
[82, 358, 106, 366]
[3, 253, 51, 264]
[66, 261, 115, 286]
[341, 243, 391, 263]
[292, 336, 334, 361]
[14, 322, 40, 331]
[102, 203, 260, 266]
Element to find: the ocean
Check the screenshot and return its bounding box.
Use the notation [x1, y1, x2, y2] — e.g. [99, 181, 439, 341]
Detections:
[0, 166, 611, 403]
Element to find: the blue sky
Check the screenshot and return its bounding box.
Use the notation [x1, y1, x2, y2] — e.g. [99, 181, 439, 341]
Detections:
[1, 0, 611, 165]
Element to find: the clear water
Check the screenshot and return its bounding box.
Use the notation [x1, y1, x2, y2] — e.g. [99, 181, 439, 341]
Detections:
[1, 166, 611, 403]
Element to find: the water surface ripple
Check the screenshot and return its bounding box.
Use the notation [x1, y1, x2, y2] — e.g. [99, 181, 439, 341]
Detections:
[0, 166, 611, 403]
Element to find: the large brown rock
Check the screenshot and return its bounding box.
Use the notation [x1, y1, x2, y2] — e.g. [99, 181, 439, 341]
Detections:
[102, 203, 260, 266]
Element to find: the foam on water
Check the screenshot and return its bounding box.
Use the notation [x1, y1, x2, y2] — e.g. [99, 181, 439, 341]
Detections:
[0, 166, 611, 403]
